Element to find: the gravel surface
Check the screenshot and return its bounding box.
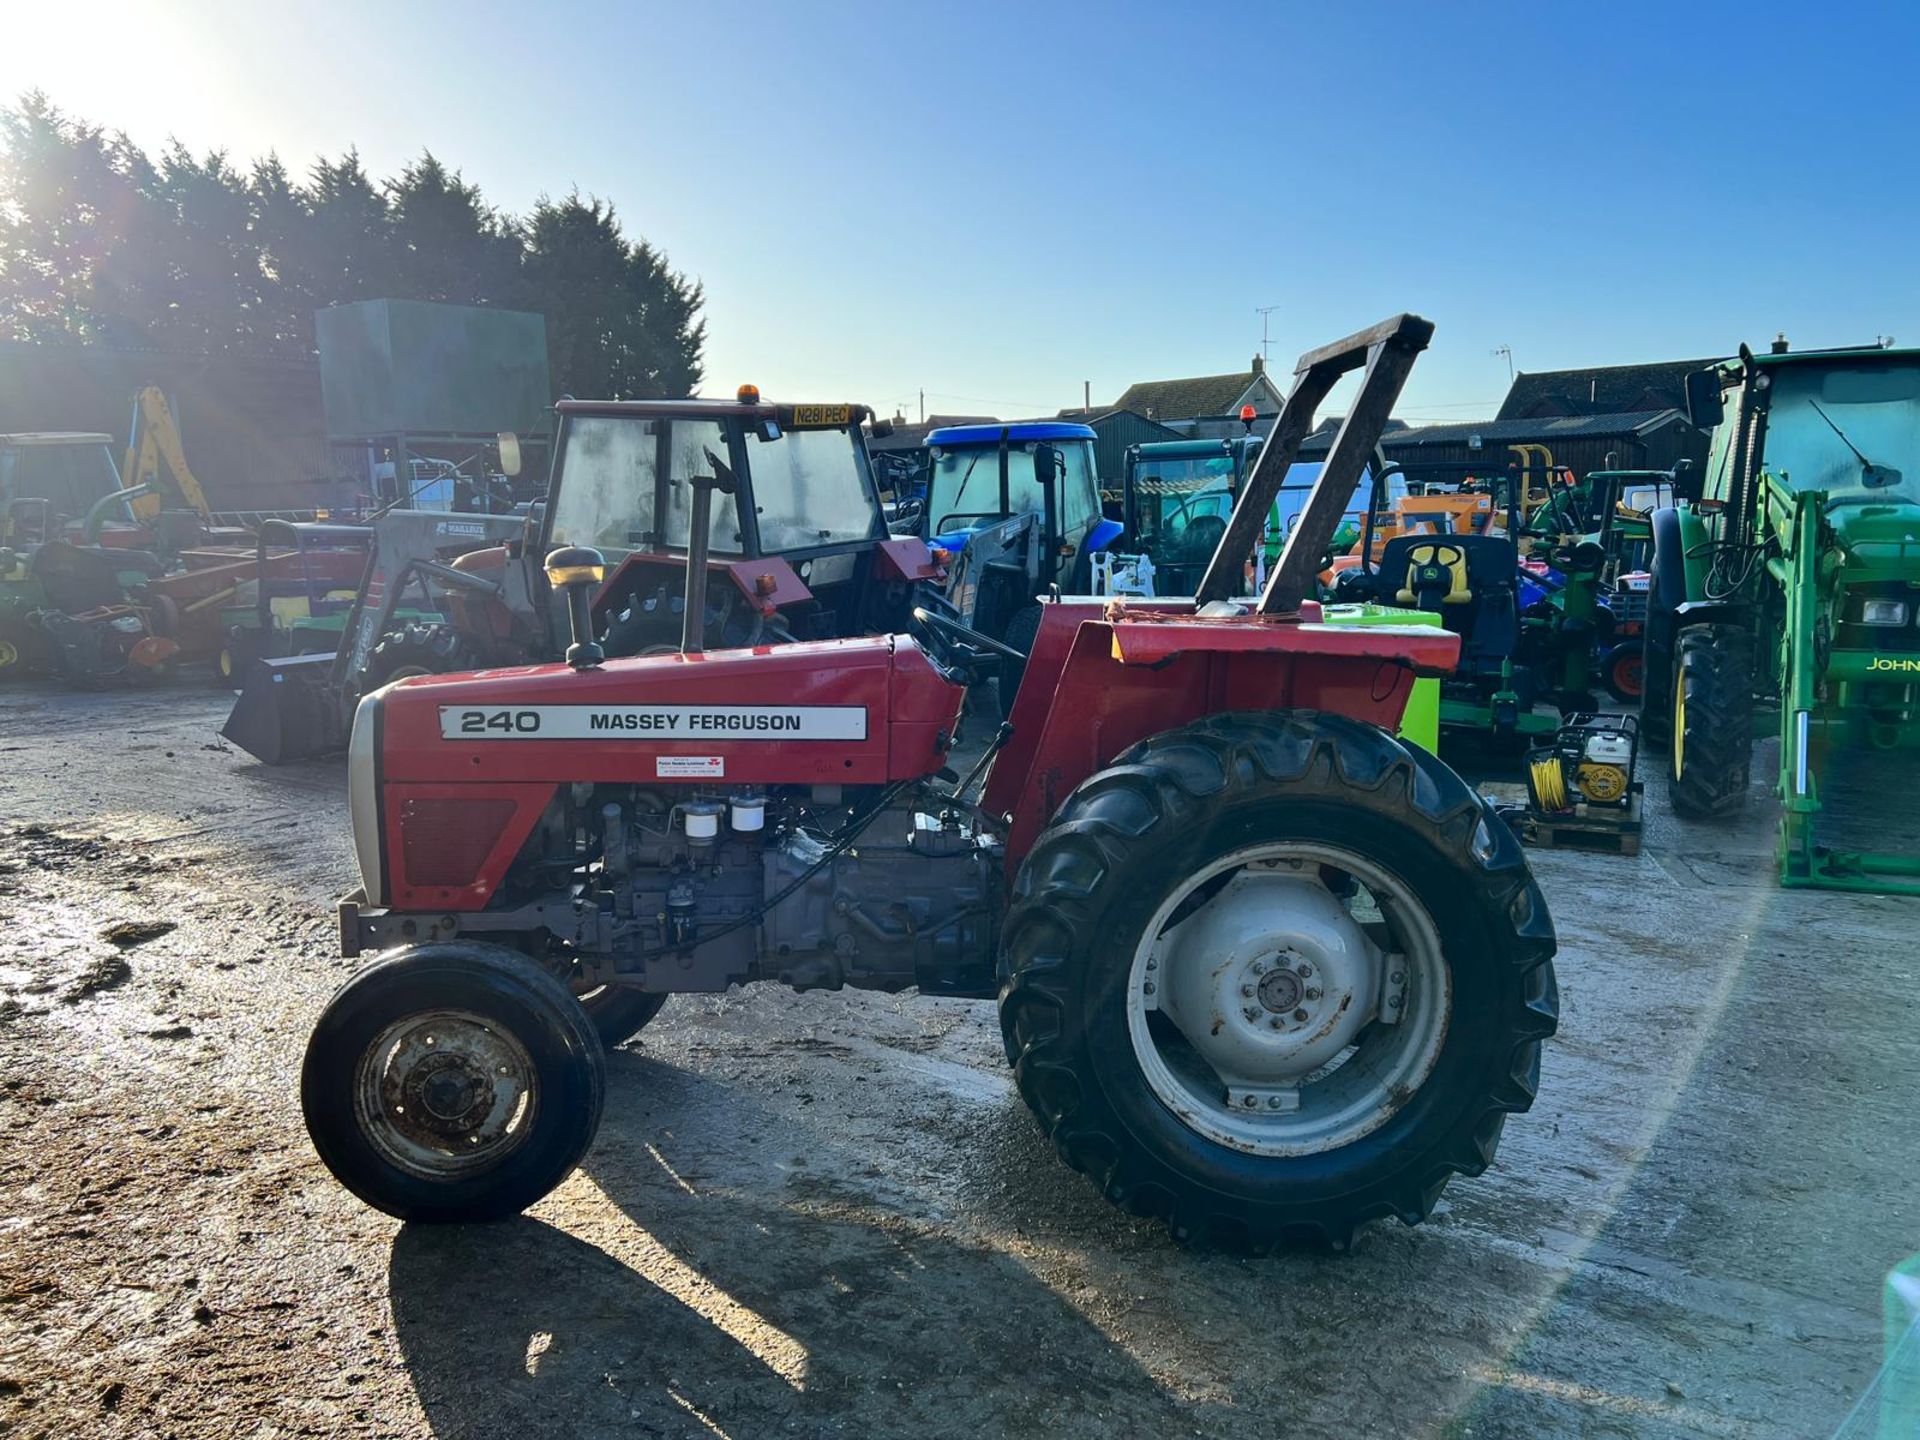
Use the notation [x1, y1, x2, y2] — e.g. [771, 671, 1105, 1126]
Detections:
[1, 681, 1916, 1438]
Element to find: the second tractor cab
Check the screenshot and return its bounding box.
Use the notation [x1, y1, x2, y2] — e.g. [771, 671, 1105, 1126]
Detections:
[1650, 340, 1920, 892]
[1104, 432, 1401, 599]
[298, 313, 1559, 1255]
[921, 422, 1113, 659]
[223, 390, 944, 764]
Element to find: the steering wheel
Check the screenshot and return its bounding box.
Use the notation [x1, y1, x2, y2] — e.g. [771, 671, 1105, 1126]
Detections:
[911, 605, 1030, 675]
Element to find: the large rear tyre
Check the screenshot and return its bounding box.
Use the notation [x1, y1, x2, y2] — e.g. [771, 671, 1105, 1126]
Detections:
[997, 603, 1043, 707]
[999, 711, 1558, 1251]
[363, 623, 486, 691]
[302, 943, 605, 1222]
[1668, 623, 1754, 819]
[576, 985, 670, 1048]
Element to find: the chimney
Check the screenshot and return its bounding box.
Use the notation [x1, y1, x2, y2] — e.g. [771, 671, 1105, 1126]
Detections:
[1251, 354, 1265, 376]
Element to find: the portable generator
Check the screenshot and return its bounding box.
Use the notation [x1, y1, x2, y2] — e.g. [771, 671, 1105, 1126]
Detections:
[1525, 713, 1639, 814]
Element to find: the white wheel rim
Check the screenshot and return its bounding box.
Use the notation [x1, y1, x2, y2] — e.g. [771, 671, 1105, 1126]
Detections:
[353, 1009, 538, 1179]
[1127, 842, 1451, 1157]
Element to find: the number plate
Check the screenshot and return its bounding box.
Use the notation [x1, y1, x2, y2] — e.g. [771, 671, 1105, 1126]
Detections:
[788, 404, 852, 428]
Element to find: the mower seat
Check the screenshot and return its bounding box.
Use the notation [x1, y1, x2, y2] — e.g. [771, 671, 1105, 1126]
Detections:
[1377, 533, 1521, 676]
[1394, 542, 1471, 609]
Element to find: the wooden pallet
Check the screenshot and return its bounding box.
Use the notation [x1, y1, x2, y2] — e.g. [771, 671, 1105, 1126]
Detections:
[1480, 783, 1644, 857]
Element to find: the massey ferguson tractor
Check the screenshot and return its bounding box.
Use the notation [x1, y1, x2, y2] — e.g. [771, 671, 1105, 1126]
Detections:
[301, 317, 1559, 1250]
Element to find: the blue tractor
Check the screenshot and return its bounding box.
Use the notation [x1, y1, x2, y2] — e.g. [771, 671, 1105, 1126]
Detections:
[921, 422, 1118, 679]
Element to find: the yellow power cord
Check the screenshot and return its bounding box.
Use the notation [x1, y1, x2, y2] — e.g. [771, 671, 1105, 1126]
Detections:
[1528, 753, 1569, 812]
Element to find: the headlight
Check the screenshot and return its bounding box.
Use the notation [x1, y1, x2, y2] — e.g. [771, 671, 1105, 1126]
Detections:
[1860, 598, 1909, 626]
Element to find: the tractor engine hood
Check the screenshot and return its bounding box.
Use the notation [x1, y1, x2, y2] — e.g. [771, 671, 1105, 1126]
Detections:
[350, 635, 967, 912]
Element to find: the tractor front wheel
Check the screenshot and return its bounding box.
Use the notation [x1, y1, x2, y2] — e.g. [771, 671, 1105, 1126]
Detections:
[1000, 711, 1558, 1251]
[363, 624, 486, 691]
[1669, 624, 1754, 819]
[302, 943, 605, 1222]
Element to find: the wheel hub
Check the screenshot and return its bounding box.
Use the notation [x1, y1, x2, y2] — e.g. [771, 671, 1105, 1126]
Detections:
[1128, 845, 1451, 1157]
[1152, 872, 1382, 1096]
[355, 1011, 537, 1178]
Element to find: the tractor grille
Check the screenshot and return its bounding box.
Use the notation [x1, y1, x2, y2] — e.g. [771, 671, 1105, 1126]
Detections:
[1607, 588, 1648, 626]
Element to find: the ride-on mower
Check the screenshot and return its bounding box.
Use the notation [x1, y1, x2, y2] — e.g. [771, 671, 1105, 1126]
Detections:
[300, 317, 1558, 1250]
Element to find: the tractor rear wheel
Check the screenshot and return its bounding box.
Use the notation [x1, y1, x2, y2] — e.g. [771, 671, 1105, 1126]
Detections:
[363, 623, 486, 691]
[302, 943, 604, 1222]
[1669, 623, 1754, 819]
[999, 710, 1558, 1251]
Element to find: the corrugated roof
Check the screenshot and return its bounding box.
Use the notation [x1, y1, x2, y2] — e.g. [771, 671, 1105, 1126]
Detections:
[1497, 358, 1723, 421]
[1379, 410, 1688, 448]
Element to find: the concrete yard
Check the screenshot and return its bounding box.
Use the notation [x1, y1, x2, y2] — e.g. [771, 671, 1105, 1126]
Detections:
[1, 680, 1916, 1439]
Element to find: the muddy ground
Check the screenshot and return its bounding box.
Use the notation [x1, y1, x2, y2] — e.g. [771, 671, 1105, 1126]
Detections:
[1, 680, 1916, 1439]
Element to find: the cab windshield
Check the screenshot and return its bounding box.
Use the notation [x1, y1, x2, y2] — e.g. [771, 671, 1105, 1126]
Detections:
[928, 440, 1098, 535]
[547, 414, 740, 562]
[1132, 454, 1237, 559]
[548, 414, 877, 561]
[1758, 363, 1920, 500]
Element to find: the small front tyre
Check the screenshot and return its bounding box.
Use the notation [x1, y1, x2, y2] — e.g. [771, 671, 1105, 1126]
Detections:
[999, 711, 1558, 1251]
[302, 943, 605, 1222]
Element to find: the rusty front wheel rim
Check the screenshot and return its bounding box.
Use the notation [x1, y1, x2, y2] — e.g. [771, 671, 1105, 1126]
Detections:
[352, 1009, 538, 1181]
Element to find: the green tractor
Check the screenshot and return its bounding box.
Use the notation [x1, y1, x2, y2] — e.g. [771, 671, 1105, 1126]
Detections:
[1648, 339, 1920, 891]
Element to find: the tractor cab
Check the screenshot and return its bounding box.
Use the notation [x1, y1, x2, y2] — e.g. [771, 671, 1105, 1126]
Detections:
[917, 422, 1110, 675]
[542, 391, 933, 652]
[1109, 434, 1397, 599]
[0, 433, 137, 552]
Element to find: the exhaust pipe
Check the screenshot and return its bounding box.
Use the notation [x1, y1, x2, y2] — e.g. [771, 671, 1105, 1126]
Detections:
[682, 448, 738, 655]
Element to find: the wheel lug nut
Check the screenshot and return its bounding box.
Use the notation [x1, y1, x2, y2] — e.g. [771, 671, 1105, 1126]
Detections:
[1267, 1096, 1284, 1109]
[1242, 1095, 1258, 1108]
[1243, 1006, 1261, 1022]
[1142, 981, 1155, 996]
[1390, 971, 1404, 984]
[1306, 987, 1321, 1000]
[1268, 1017, 1283, 1029]
[1292, 1008, 1309, 1022]
[1297, 963, 1313, 978]
[1241, 984, 1255, 998]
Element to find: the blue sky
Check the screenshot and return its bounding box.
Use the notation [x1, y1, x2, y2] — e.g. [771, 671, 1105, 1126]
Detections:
[5, 1, 1919, 420]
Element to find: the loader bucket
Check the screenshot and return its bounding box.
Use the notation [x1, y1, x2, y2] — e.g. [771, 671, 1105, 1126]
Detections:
[222, 652, 344, 764]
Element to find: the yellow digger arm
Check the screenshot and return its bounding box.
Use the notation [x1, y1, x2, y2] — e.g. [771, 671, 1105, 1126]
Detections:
[123, 386, 212, 522]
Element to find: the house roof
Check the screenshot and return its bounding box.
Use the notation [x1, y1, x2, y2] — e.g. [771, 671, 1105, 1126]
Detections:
[866, 414, 996, 452]
[1496, 358, 1723, 421]
[1112, 366, 1279, 423]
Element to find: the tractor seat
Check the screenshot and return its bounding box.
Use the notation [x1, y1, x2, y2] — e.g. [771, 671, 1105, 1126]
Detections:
[30, 540, 127, 615]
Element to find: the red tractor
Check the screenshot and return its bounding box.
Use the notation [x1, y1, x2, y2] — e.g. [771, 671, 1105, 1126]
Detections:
[301, 317, 1559, 1250]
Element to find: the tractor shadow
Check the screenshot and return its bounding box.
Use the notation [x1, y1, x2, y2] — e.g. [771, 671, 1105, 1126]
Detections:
[387, 1049, 1199, 1439]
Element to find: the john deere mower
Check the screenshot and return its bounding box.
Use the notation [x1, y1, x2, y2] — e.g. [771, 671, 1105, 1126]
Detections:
[1650, 339, 1920, 891]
